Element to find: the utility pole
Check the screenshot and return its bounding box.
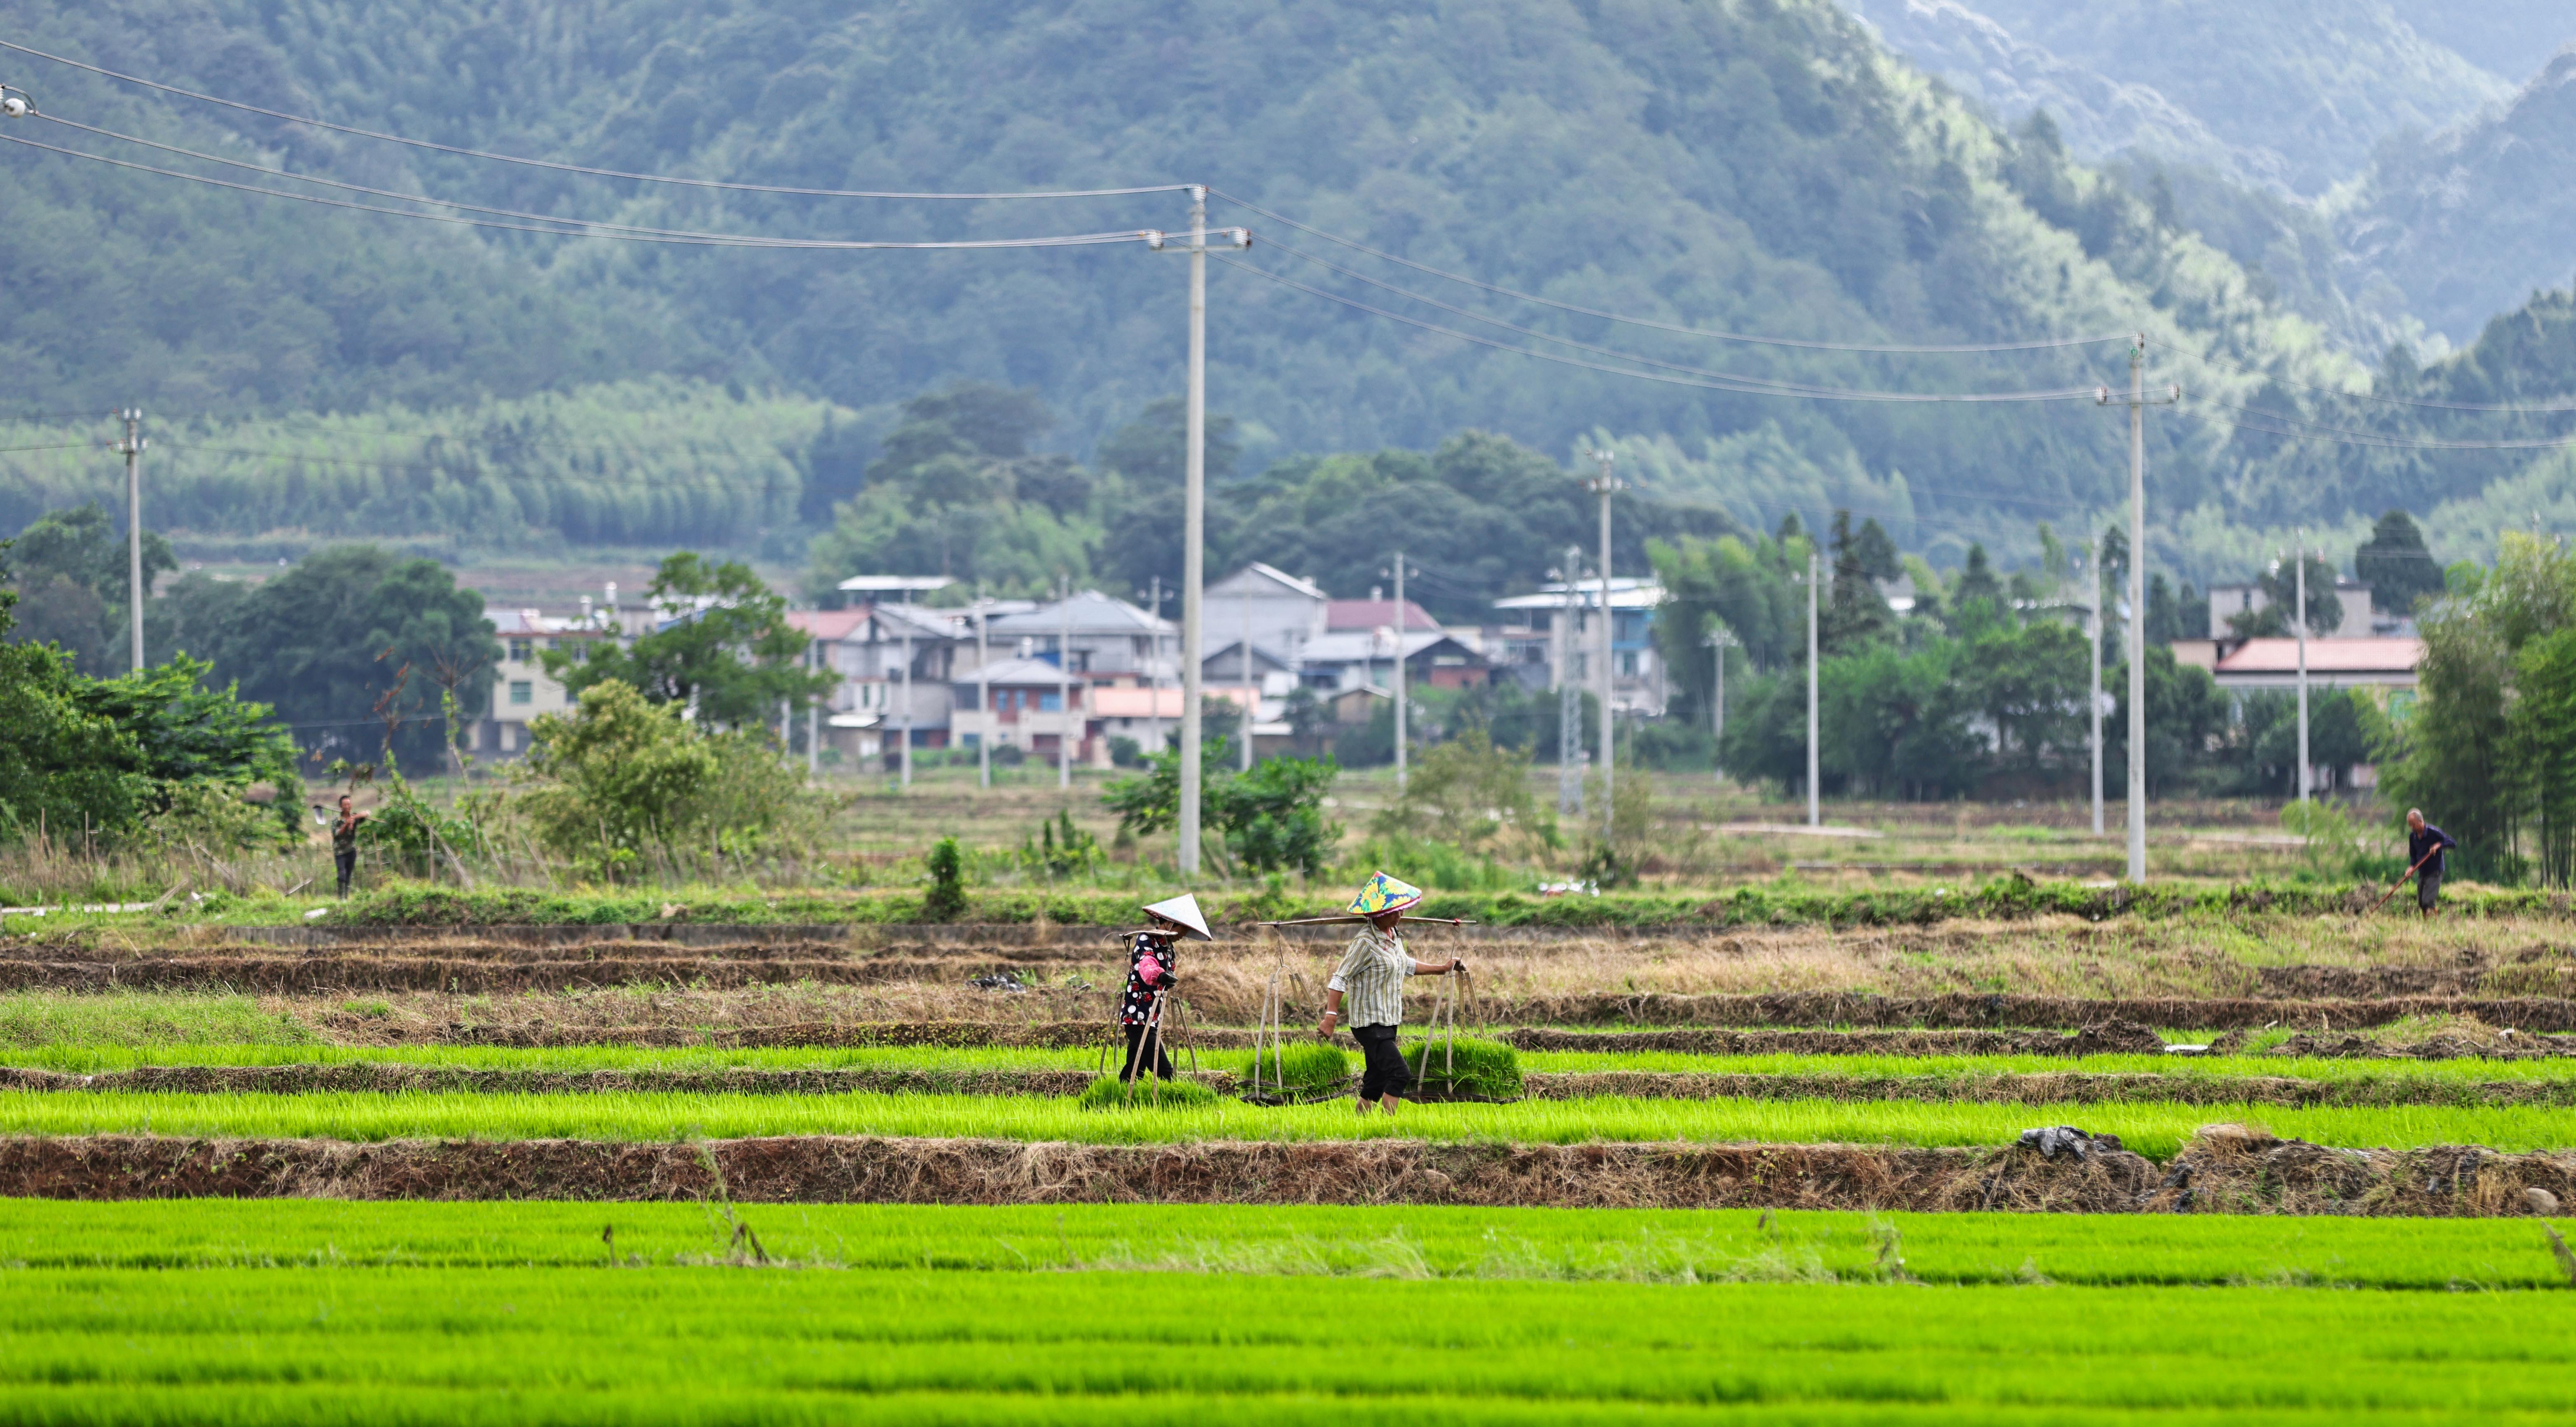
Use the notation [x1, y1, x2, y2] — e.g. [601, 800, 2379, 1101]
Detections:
[975, 588, 992, 788]
[806, 636, 820, 778]
[115, 408, 145, 671]
[1390, 551, 1408, 791]
[1145, 192, 1249, 876]
[1805, 544, 1820, 828]
[1584, 450, 1620, 839]
[2086, 540, 2103, 837]
[1705, 627, 1733, 787]
[1143, 576, 1165, 760]
[1241, 584, 1256, 774]
[2294, 535, 2310, 807]
[1556, 549, 1584, 818]
[1058, 575, 1074, 789]
[2100, 336, 2181, 882]
[898, 622, 913, 789]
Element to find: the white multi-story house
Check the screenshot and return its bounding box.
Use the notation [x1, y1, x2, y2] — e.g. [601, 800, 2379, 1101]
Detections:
[479, 605, 627, 756]
[1490, 576, 1668, 717]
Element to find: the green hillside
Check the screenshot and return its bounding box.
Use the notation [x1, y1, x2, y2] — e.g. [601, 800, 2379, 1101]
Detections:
[2333, 51, 2576, 347]
[1846, 0, 2512, 197]
[0, 379, 840, 559]
[0, 0, 2358, 577]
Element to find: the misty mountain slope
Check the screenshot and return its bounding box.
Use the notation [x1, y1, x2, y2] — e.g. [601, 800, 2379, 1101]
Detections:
[2379, 2, 2576, 84]
[1843, 0, 2510, 197]
[0, 0, 2347, 565]
[2333, 51, 2576, 347]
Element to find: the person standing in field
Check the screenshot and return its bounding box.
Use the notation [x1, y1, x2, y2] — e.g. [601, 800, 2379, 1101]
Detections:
[2405, 809, 2458, 919]
[1316, 871, 1466, 1116]
[1118, 894, 1210, 1083]
[330, 794, 368, 899]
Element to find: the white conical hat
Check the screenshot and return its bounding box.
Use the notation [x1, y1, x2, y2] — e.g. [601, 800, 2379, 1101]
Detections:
[1142, 893, 1213, 940]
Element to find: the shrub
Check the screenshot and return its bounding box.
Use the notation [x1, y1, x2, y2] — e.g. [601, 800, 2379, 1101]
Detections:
[1403, 1035, 1522, 1099]
[1237, 1041, 1349, 1097]
[1075, 1074, 1222, 1109]
[922, 836, 967, 920]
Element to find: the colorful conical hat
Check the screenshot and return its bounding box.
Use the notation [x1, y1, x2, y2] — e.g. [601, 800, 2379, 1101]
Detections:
[1142, 893, 1213, 940]
[1347, 871, 1424, 917]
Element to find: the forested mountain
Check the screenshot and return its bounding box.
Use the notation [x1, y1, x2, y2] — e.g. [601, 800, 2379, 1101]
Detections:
[1842, 0, 2527, 198]
[0, 0, 2354, 576]
[0, 379, 835, 558]
[7, 0, 2575, 592]
[2331, 51, 2576, 346]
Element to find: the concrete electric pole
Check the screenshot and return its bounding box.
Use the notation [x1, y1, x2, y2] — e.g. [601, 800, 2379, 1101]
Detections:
[1806, 544, 1820, 829]
[2086, 540, 2103, 838]
[2294, 536, 2310, 807]
[1389, 551, 1408, 791]
[1557, 549, 1584, 818]
[1584, 451, 1621, 840]
[1160, 189, 1248, 877]
[115, 408, 146, 671]
[2100, 336, 2180, 882]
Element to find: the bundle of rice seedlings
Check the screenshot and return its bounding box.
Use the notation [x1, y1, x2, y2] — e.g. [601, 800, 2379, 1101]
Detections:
[1075, 1074, 1223, 1110]
[1403, 1035, 1522, 1099]
[1236, 1041, 1351, 1099]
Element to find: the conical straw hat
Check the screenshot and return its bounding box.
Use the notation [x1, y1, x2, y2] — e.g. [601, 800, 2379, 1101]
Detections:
[1347, 871, 1424, 917]
[1142, 893, 1213, 940]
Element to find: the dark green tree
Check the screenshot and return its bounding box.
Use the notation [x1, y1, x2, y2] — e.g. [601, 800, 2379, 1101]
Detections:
[163, 546, 497, 771]
[2355, 510, 2444, 616]
[4, 505, 177, 676]
[551, 552, 831, 732]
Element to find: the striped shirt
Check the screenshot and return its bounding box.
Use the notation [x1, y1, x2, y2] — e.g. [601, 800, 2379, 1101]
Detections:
[1328, 927, 1413, 1028]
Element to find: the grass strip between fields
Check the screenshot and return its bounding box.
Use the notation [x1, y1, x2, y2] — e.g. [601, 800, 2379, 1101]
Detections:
[7, 1199, 2574, 1290]
[4, 1090, 2570, 1158]
[0, 1266, 2573, 1422]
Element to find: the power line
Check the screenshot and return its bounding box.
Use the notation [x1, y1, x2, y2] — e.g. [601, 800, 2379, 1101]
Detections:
[2152, 337, 2576, 416]
[1216, 255, 2100, 405]
[2195, 396, 2576, 451]
[1256, 237, 2108, 403]
[0, 132, 1156, 251]
[38, 113, 1059, 248]
[0, 38, 1188, 202]
[0, 440, 105, 454]
[1212, 188, 2131, 355]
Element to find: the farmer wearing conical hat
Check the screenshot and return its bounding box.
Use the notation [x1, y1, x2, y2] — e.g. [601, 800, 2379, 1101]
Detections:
[1119, 894, 1210, 1083]
[1316, 872, 1466, 1114]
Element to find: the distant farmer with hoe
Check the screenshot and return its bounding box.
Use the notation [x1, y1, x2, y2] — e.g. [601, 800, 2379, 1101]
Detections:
[1316, 872, 1467, 1115]
[2401, 809, 2459, 919]
[329, 794, 368, 899]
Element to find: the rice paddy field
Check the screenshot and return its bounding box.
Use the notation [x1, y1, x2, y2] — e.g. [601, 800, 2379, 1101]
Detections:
[4, 886, 2575, 1420]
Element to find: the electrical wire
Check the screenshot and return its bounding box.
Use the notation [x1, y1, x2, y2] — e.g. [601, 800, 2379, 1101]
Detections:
[0, 441, 103, 454]
[1212, 188, 2132, 354]
[1217, 255, 2099, 404]
[1256, 237, 2114, 402]
[0, 132, 1156, 250]
[0, 38, 1189, 202]
[35, 113, 1085, 249]
[2150, 337, 2576, 416]
[2193, 396, 2576, 451]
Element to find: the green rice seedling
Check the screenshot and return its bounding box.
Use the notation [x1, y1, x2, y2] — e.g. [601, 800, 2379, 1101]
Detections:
[4, 1089, 2570, 1157]
[2, 1266, 2576, 1419]
[1074, 1074, 1223, 1110]
[1236, 1041, 1349, 1099]
[1404, 1035, 1522, 1099]
[12, 1200, 2576, 1289]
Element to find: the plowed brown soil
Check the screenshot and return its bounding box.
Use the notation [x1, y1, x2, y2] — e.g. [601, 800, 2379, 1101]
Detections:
[3, 1130, 2567, 1214]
